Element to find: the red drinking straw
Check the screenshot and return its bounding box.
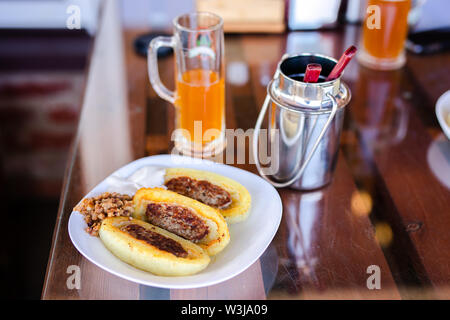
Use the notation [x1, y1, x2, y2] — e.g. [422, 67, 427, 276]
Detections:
[303, 63, 322, 83]
[326, 45, 357, 81]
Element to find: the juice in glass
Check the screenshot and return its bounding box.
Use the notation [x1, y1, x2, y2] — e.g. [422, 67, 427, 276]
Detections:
[148, 12, 225, 156]
[176, 69, 225, 146]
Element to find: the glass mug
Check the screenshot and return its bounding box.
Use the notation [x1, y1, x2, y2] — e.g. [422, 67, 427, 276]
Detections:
[148, 12, 225, 156]
[358, 0, 411, 70]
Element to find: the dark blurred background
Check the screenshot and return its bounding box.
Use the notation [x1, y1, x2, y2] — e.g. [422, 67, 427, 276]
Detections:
[0, 3, 94, 299]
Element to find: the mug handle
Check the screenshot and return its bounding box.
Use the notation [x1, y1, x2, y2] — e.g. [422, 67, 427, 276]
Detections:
[148, 36, 176, 104]
[253, 92, 339, 188]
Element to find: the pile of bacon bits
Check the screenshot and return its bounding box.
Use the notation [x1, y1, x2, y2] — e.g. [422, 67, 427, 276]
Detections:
[74, 192, 134, 236]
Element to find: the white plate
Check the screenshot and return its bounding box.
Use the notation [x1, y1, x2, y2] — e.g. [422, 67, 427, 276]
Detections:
[68, 154, 282, 289]
[436, 90, 450, 140]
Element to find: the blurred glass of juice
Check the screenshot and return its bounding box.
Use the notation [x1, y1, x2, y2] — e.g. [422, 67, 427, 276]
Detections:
[358, 0, 411, 70]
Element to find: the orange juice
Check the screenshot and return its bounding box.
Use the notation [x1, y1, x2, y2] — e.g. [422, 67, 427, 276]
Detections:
[175, 69, 225, 145]
[362, 0, 411, 59]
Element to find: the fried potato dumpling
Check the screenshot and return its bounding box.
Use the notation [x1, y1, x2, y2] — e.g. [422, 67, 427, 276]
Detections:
[99, 217, 210, 276]
[164, 168, 251, 224]
[133, 188, 230, 256]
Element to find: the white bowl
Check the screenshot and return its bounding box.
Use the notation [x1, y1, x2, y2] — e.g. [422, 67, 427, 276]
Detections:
[436, 90, 450, 140]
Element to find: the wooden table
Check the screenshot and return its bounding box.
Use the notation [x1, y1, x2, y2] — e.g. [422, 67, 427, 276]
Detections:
[41, 3, 450, 300]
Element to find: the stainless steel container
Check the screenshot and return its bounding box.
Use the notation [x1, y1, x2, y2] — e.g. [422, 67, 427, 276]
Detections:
[253, 53, 351, 190]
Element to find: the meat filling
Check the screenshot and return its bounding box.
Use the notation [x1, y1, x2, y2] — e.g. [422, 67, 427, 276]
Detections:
[165, 176, 232, 209]
[121, 224, 188, 258]
[145, 203, 209, 242]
